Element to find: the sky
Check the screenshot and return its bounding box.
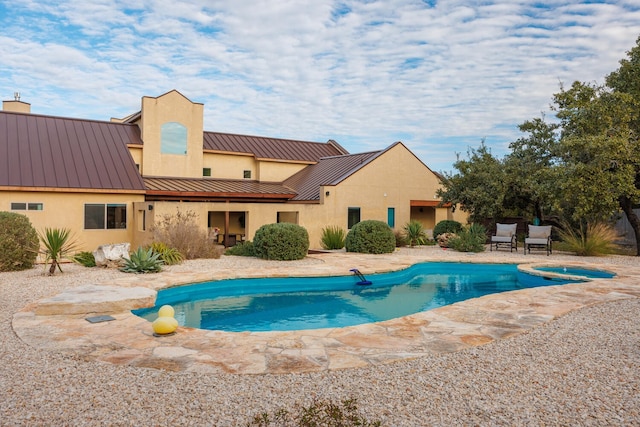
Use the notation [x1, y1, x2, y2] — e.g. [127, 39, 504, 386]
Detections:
[1, 1, 639, 173]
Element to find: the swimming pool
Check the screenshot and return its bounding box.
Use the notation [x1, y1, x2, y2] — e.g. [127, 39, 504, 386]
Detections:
[133, 262, 584, 332]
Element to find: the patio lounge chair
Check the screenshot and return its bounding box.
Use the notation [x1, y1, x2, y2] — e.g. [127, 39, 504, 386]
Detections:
[490, 223, 518, 252]
[525, 225, 552, 255]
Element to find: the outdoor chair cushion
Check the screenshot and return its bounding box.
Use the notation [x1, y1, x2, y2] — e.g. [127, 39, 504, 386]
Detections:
[528, 225, 551, 239]
[495, 223, 517, 237]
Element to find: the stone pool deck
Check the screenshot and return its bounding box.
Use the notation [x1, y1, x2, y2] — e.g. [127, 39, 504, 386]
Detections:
[12, 250, 640, 375]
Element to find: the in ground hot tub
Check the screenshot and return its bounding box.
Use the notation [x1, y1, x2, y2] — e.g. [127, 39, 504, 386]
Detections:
[517, 263, 616, 287]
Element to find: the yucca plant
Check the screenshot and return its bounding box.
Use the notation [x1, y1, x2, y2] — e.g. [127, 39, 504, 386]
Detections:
[402, 220, 428, 247]
[558, 222, 618, 256]
[120, 247, 164, 273]
[146, 242, 184, 265]
[38, 227, 79, 275]
[320, 225, 346, 250]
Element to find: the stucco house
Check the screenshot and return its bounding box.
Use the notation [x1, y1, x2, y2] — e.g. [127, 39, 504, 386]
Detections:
[1, 90, 463, 252]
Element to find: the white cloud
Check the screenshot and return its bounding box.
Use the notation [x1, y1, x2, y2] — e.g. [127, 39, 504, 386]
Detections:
[0, 0, 639, 171]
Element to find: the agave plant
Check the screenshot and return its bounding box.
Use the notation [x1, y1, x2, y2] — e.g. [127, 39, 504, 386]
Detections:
[402, 220, 428, 247]
[120, 247, 164, 273]
[38, 227, 79, 275]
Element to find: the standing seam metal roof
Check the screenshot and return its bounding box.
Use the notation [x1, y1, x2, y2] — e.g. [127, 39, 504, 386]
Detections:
[0, 111, 145, 191]
[143, 177, 296, 199]
[283, 150, 383, 201]
[203, 131, 345, 162]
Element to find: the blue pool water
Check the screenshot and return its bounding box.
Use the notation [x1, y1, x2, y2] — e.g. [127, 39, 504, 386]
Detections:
[133, 262, 586, 332]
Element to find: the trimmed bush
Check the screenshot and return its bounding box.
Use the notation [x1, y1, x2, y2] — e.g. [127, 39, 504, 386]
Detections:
[321, 225, 346, 250]
[253, 223, 309, 260]
[0, 212, 39, 272]
[225, 240, 256, 257]
[345, 220, 395, 254]
[433, 220, 463, 239]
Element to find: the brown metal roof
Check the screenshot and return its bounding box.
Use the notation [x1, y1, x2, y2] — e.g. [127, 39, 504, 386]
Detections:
[203, 132, 347, 162]
[0, 111, 145, 191]
[283, 150, 383, 201]
[143, 177, 296, 201]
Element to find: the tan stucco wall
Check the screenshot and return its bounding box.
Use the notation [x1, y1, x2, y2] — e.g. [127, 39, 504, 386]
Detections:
[202, 153, 255, 179]
[138, 144, 459, 249]
[256, 160, 308, 182]
[128, 147, 142, 170]
[0, 191, 144, 253]
[139, 91, 204, 178]
[201, 153, 308, 181]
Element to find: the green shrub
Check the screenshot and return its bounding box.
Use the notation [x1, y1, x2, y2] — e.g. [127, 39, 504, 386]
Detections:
[0, 212, 39, 272]
[152, 210, 222, 259]
[120, 247, 164, 273]
[247, 398, 381, 427]
[448, 223, 487, 252]
[402, 220, 428, 247]
[394, 229, 408, 247]
[321, 225, 346, 250]
[225, 240, 256, 257]
[558, 222, 618, 256]
[253, 223, 309, 260]
[437, 232, 457, 248]
[433, 220, 463, 239]
[38, 227, 80, 275]
[146, 242, 184, 265]
[72, 251, 96, 267]
[345, 220, 395, 254]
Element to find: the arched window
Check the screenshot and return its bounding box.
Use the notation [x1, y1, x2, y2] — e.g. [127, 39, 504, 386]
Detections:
[161, 122, 187, 154]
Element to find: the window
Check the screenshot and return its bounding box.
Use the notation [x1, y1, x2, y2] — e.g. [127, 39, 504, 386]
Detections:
[347, 207, 360, 229]
[161, 122, 187, 154]
[85, 204, 127, 229]
[243, 170, 251, 179]
[203, 167, 211, 177]
[11, 202, 43, 211]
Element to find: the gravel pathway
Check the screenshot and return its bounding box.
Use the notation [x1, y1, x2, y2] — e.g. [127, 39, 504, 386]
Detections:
[1, 252, 639, 426]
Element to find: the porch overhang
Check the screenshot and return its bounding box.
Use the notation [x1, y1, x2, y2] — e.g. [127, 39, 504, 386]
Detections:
[143, 177, 297, 203]
[410, 200, 451, 208]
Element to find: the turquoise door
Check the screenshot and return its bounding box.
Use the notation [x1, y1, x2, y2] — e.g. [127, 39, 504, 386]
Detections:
[387, 207, 395, 228]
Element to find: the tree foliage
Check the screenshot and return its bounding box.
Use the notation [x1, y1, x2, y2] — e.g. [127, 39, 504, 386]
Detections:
[437, 36, 640, 255]
[436, 141, 508, 223]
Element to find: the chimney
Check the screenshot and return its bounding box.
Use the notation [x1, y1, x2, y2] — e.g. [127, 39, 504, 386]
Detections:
[3, 92, 31, 113]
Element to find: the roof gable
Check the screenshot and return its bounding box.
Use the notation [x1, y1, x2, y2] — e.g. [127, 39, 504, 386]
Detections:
[0, 111, 145, 191]
[284, 150, 382, 201]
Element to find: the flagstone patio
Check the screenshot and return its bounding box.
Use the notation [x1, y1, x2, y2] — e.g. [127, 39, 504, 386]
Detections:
[12, 251, 640, 375]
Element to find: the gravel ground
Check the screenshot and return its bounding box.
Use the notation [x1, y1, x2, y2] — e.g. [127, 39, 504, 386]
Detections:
[1, 251, 639, 426]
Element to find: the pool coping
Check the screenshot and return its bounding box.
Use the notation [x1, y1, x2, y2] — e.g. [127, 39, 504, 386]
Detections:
[12, 252, 640, 375]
